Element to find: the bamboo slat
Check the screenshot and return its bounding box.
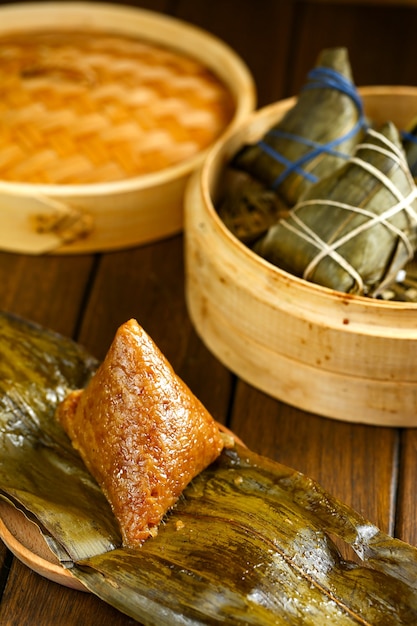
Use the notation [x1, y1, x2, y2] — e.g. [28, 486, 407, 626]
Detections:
[185, 87, 417, 426]
[0, 2, 255, 253]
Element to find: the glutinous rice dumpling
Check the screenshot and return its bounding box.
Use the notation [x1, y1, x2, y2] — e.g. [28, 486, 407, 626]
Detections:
[232, 47, 366, 207]
[55, 319, 225, 548]
[253, 122, 417, 296]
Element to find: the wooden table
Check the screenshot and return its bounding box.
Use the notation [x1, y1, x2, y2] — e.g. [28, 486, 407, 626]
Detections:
[0, 231, 416, 625]
[0, 1, 417, 623]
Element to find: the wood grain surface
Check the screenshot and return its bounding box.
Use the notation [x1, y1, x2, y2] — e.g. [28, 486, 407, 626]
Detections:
[0, 1, 416, 624]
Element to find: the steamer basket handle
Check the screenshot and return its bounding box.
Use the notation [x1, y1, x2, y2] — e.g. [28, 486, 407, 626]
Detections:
[0, 191, 93, 254]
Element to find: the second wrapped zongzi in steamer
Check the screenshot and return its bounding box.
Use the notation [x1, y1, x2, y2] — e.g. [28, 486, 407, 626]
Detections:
[254, 123, 417, 296]
[232, 47, 366, 207]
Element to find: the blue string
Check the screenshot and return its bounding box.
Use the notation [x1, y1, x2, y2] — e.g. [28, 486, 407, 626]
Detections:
[402, 130, 417, 176]
[256, 65, 366, 190]
[402, 130, 417, 144]
[257, 140, 318, 183]
[304, 67, 364, 114]
[269, 117, 365, 188]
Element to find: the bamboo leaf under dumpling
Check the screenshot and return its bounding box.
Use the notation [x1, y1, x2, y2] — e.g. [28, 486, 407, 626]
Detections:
[68, 446, 417, 625]
[216, 169, 287, 244]
[0, 312, 120, 559]
[0, 311, 417, 625]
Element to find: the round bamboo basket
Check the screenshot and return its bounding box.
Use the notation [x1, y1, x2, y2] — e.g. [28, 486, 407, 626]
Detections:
[185, 86, 417, 426]
[0, 2, 255, 254]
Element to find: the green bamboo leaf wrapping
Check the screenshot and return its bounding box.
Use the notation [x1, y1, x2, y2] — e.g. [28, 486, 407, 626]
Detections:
[233, 48, 365, 207]
[0, 311, 417, 625]
[254, 123, 417, 296]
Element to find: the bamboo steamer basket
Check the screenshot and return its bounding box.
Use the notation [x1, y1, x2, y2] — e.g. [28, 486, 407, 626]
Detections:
[185, 86, 417, 427]
[0, 2, 255, 254]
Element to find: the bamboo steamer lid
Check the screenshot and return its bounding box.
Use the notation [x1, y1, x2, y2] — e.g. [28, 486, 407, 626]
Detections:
[185, 87, 417, 426]
[0, 2, 256, 254]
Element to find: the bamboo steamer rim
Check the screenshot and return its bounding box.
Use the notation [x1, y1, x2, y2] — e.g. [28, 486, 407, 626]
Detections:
[0, 1, 256, 197]
[198, 85, 417, 332]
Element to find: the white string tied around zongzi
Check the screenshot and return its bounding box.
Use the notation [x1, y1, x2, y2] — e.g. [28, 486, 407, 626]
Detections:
[281, 130, 417, 293]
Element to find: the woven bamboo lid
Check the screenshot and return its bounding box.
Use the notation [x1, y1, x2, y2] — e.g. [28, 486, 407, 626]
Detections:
[0, 29, 235, 185]
[0, 2, 255, 253]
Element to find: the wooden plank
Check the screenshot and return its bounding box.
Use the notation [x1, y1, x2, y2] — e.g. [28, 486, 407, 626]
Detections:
[0, 252, 94, 337]
[174, 0, 296, 106]
[304, 0, 417, 5]
[76, 236, 234, 421]
[287, 2, 417, 94]
[395, 429, 417, 546]
[0, 561, 134, 626]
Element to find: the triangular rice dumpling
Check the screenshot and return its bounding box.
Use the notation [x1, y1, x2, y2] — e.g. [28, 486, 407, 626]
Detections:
[55, 319, 225, 548]
[232, 47, 366, 206]
[253, 122, 417, 296]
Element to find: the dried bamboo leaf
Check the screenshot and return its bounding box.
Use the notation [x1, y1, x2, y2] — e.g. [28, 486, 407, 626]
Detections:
[0, 312, 120, 559]
[1, 311, 417, 625]
[254, 123, 417, 296]
[69, 446, 417, 625]
[233, 48, 366, 206]
[216, 169, 288, 244]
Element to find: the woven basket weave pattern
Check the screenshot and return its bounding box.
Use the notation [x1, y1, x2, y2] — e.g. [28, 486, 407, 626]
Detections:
[0, 31, 235, 185]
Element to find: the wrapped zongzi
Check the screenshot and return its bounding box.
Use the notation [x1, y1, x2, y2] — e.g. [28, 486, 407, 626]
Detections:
[254, 122, 417, 296]
[216, 169, 288, 244]
[232, 47, 366, 206]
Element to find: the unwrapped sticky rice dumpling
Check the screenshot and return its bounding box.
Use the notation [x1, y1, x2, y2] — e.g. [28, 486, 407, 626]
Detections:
[55, 319, 225, 547]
